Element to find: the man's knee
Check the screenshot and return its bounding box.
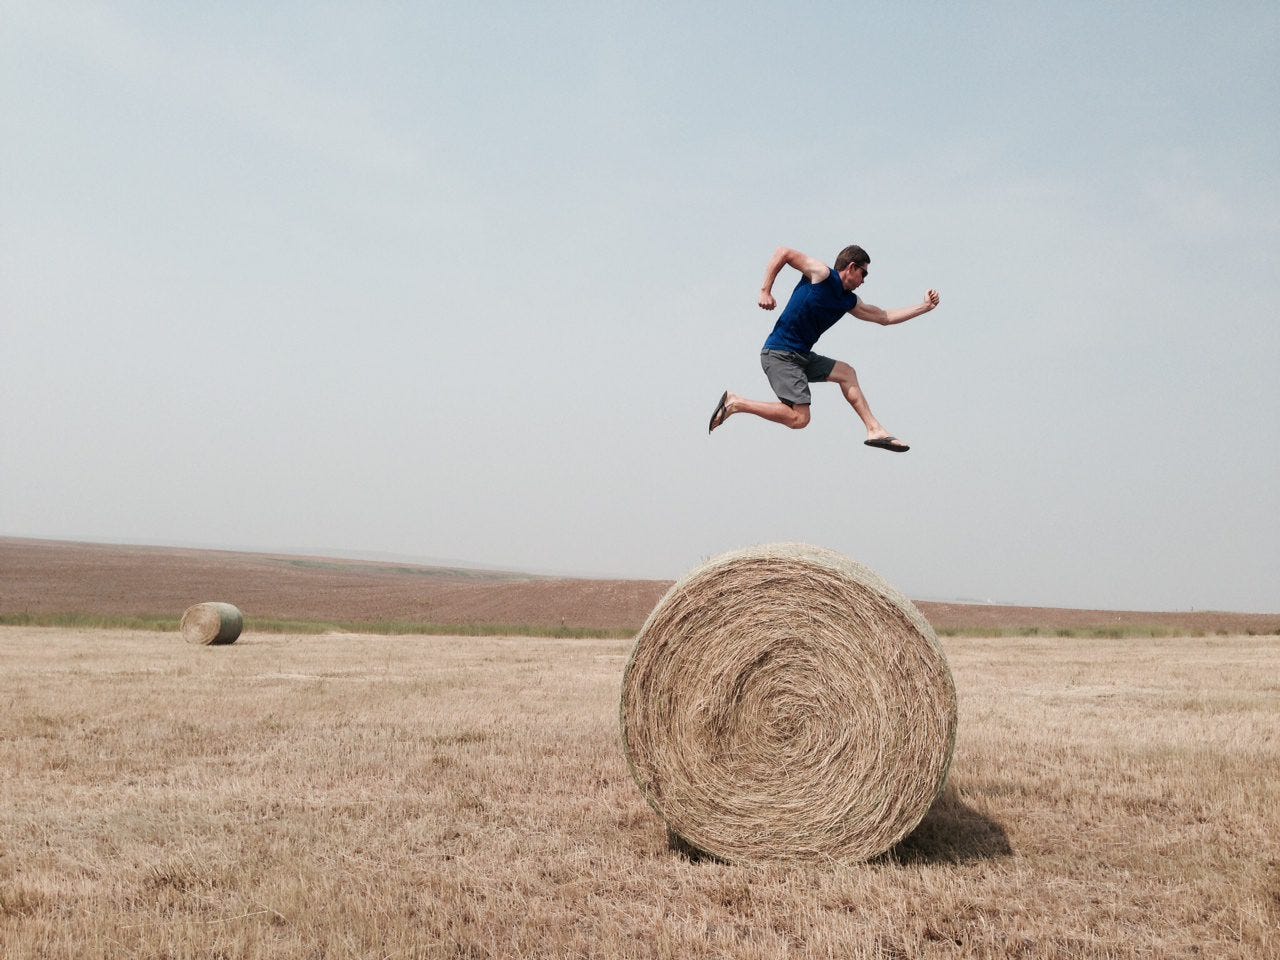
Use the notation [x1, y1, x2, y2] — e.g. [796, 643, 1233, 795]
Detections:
[788, 405, 811, 429]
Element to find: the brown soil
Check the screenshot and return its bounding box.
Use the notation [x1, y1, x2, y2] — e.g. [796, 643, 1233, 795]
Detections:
[2, 537, 1277, 635]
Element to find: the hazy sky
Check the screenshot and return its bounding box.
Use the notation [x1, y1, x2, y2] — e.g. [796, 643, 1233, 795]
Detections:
[3, 2, 1278, 612]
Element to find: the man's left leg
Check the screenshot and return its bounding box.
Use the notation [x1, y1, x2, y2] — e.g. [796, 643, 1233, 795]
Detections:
[825, 361, 906, 447]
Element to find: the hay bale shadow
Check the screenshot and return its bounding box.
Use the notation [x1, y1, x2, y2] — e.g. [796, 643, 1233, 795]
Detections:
[664, 784, 1010, 866]
[886, 783, 1012, 865]
[667, 828, 726, 864]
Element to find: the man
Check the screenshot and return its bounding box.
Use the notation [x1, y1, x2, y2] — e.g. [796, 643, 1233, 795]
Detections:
[707, 244, 940, 452]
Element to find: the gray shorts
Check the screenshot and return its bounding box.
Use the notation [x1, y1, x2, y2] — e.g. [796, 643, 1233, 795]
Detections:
[760, 350, 837, 406]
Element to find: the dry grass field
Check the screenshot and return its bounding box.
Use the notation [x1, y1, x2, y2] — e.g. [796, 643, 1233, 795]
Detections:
[2, 625, 1277, 959]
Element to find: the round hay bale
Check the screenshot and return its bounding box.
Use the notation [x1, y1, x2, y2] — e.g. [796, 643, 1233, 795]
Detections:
[620, 543, 957, 864]
[180, 602, 243, 646]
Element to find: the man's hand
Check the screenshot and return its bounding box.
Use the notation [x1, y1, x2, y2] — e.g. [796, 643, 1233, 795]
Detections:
[852, 289, 942, 326]
[757, 247, 828, 311]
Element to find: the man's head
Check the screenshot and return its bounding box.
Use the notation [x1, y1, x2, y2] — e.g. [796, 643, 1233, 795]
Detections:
[834, 244, 870, 291]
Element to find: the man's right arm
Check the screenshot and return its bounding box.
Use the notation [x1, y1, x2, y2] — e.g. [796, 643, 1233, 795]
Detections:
[758, 247, 830, 310]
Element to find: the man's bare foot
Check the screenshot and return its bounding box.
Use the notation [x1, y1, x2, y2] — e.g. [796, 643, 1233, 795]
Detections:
[864, 434, 910, 452]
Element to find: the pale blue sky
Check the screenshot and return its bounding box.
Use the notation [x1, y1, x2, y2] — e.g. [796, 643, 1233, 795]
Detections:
[3, 1, 1278, 612]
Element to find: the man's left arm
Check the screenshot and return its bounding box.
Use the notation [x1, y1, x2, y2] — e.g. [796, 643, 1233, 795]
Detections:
[850, 289, 941, 326]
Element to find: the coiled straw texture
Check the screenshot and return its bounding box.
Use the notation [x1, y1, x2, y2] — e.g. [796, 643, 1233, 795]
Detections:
[180, 602, 243, 645]
[620, 544, 957, 864]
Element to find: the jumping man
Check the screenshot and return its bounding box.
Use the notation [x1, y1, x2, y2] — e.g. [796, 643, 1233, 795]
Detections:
[707, 245, 940, 452]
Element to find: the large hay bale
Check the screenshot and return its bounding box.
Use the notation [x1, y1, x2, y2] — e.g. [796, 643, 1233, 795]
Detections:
[620, 543, 957, 864]
[180, 602, 243, 645]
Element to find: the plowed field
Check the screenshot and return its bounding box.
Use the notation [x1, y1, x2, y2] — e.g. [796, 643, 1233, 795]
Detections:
[2, 537, 1277, 635]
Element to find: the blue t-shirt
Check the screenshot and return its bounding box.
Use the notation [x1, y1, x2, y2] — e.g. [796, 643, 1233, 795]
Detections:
[762, 268, 858, 353]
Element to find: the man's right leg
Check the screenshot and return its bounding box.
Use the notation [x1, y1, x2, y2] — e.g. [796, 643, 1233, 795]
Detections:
[722, 394, 810, 429]
[710, 352, 813, 432]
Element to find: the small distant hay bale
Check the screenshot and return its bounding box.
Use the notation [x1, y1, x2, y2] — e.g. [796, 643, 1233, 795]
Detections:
[180, 602, 243, 646]
[620, 543, 957, 864]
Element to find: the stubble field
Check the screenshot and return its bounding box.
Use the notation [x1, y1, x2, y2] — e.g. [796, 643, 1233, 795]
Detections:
[2, 625, 1277, 959]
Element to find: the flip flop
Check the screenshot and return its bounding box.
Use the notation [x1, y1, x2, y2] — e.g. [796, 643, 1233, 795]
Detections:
[708, 390, 729, 433]
[864, 436, 910, 453]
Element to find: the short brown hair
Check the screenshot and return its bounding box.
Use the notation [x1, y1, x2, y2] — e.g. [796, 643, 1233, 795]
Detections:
[834, 245, 869, 272]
